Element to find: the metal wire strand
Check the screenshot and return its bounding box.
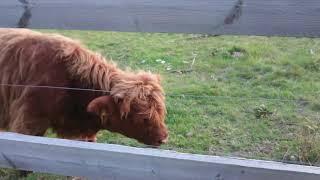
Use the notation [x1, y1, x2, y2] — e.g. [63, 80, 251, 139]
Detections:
[0, 83, 318, 103]
[0, 83, 111, 93]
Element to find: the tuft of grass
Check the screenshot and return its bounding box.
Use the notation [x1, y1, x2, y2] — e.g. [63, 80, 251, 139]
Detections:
[297, 119, 320, 165]
[227, 46, 247, 58]
[302, 59, 320, 72]
[254, 104, 273, 119]
[280, 118, 320, 166]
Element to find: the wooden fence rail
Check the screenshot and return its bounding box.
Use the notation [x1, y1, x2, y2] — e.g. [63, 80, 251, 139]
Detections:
[0, 132, 320, 180]
[1, 0, 320, 37]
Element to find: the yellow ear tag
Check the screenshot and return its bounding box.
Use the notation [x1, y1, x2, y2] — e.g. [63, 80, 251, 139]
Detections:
[100, 110, 108, 124]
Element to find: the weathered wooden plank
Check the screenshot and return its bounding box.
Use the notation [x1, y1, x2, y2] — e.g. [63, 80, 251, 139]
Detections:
[0, 132, 320, 180]
[0, 0, 320, 37]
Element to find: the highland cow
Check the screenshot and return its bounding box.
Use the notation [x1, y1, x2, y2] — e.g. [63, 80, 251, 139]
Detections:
[0, 28, 168, 146]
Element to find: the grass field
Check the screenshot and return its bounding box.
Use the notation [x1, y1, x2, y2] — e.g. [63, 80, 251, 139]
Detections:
[1, 30, 320, 179]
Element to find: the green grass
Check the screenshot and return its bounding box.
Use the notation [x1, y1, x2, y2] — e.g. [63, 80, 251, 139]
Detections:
[2, 30, 320, 179]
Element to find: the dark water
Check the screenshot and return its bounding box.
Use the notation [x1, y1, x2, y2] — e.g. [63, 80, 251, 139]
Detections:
[0, 0, 319, 37]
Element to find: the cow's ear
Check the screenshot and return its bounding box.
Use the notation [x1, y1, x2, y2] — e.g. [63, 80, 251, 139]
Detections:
[87, 96, 116, 125]
[113, 95, 132, 120]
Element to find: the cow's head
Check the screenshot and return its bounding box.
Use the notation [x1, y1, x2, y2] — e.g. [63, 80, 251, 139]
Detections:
[87, 72, 168, 146]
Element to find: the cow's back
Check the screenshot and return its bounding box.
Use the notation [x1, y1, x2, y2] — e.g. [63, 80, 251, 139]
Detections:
[0, 29, 72, 129]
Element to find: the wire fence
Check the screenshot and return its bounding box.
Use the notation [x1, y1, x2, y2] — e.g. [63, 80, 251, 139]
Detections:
[0, 83, 318, 103]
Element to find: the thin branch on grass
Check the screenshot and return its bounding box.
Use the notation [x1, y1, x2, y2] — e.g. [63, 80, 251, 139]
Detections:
[170, 52, 197, 74]
[185, 34, 221, 40]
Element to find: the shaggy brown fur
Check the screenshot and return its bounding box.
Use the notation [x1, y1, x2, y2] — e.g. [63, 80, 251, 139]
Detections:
[0, 28, 168, 146]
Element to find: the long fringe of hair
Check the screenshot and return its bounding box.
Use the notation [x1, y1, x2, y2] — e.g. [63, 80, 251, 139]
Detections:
[0, 28, 166, 126]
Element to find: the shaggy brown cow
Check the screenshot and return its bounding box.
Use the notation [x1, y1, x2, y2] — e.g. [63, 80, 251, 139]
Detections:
[0, 28, 168, 146]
